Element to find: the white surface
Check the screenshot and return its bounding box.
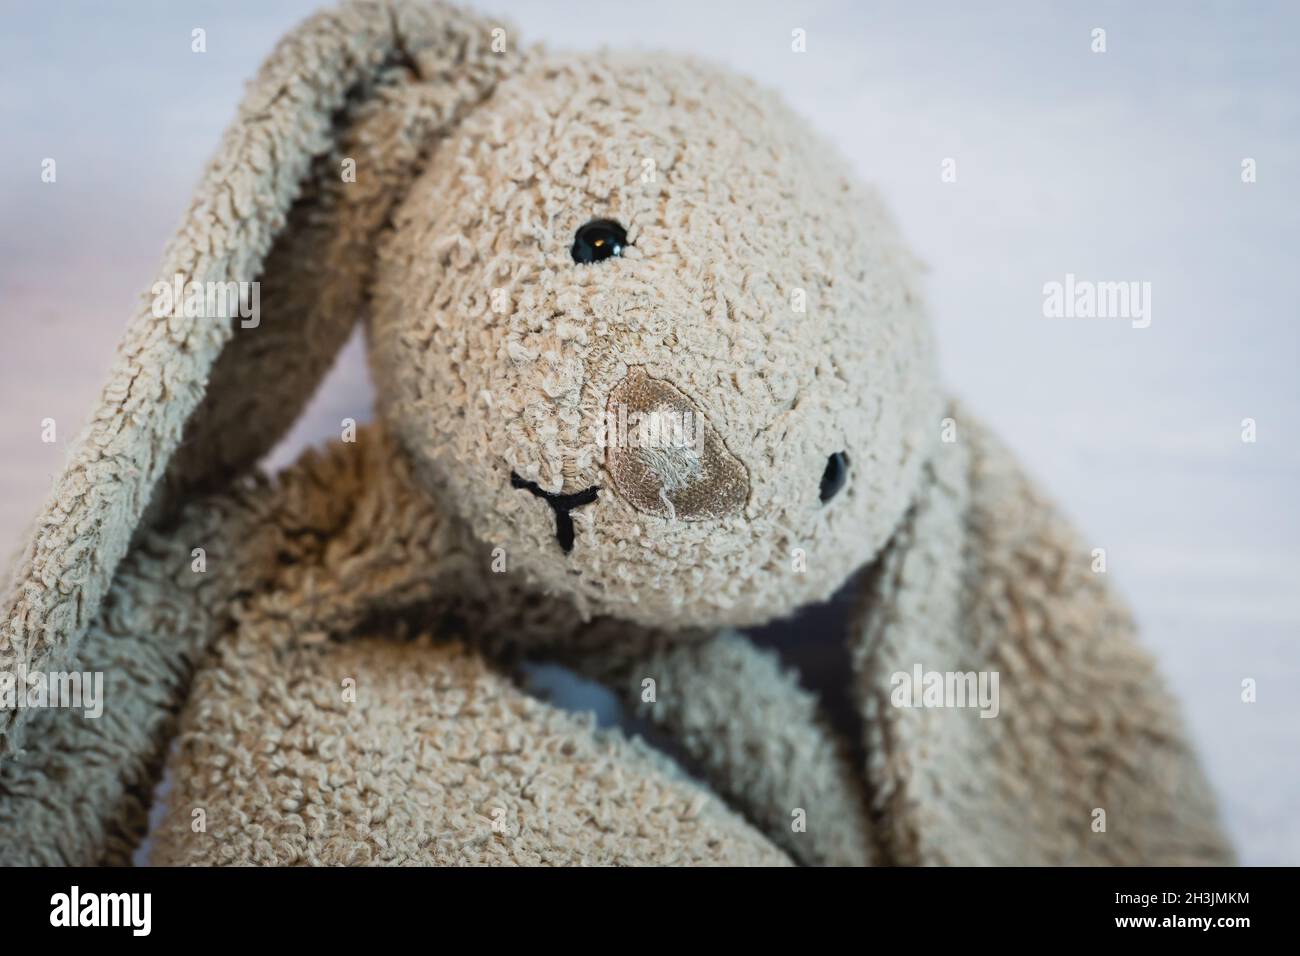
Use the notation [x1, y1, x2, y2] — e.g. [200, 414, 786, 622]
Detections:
[1, 0, 1296, 864]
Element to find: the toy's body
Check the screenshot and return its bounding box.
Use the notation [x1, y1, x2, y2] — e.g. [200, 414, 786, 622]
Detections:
[0, 0, 1232, 865]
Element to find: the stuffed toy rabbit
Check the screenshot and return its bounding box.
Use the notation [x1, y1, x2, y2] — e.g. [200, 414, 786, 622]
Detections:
[0, 0, 1232, 866]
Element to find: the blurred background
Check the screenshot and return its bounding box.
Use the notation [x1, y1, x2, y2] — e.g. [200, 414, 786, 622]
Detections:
[1, 0, 1296, 864]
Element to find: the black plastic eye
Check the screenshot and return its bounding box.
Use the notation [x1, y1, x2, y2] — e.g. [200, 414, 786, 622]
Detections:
[571, 219, 628, 264]
[820, 452, 849, 503]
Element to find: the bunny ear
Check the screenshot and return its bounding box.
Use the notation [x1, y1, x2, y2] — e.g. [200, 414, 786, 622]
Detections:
[850, 406, 1234, 865]
[167, 1, 521, 494]
[1, 0, 521, 751]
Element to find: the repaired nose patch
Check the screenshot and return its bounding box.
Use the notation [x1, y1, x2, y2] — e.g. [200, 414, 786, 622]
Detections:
[604, 367, 749, 521]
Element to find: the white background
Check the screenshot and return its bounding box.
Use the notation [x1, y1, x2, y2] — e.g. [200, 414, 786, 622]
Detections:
[1, 0, 1296, 864]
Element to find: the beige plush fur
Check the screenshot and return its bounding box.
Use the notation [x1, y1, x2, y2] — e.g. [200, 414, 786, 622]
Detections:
[369, 45, 940, 630]
[0, 0, 1231, 866]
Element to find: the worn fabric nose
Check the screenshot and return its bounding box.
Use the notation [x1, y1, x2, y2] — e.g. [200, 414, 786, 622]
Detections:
[603, 366, 749, 520]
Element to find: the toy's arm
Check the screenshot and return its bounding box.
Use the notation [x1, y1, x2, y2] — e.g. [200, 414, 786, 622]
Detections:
[147, 628, 790, 866]
[849, 404, 1235, 865]
[559, 630, 876, 866]
[0, 480, 276, 863]
[0, 430, 461, 864]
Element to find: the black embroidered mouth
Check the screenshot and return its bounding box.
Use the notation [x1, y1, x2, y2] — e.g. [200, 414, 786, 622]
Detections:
[510, 472, 600, 554]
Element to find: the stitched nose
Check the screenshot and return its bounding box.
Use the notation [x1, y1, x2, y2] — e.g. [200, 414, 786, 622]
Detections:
[603, 367, 749, 521]
[510, 474, 599, 554]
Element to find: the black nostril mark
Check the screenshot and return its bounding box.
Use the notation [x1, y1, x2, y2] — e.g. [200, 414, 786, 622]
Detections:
[820, 451, 849, 503]
[511, 472, 600, 553]
[553, 510, 577, 554]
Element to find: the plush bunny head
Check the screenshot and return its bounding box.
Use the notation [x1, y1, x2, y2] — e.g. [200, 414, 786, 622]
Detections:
[369, 51, 941, 629]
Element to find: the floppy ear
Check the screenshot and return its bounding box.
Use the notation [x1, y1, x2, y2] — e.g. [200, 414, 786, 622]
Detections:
[0, 0, 522, 753]
[848, 404, 1234, 865]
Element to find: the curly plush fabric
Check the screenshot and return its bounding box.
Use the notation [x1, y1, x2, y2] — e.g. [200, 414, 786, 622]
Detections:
[0, 0, 518, 757]
[368, 44, 942, 631]
[0, 0, 1232, 866]
[852, 411, 1231, 865]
